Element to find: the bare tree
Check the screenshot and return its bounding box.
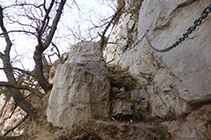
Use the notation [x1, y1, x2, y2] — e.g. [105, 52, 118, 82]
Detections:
[62, 0, 118, 43]
[0, 0, 67, 121]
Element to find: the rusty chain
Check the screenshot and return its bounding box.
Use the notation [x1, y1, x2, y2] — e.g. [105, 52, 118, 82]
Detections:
[124, 3, 211, 53]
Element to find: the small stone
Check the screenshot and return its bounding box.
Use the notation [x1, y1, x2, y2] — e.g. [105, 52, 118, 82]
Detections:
[111, 87, 119, 93]
[128, 19, 135, 30]
[112, 87, 130, 99]
[131, 89, 149, 102]
[113, 101, 133, 116]
[120, 87, 125, 92]
[115, 92, 131, 99]
[135, 100, 149, 112]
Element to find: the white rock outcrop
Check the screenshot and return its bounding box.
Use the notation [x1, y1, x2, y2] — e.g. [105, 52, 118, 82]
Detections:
[138, 0, 211, 107]
[47, 42, 110, 128]
[103, 0, 211, 117]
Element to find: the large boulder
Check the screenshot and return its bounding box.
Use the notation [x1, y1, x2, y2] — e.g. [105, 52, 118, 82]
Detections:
[47, 42, 110, 128]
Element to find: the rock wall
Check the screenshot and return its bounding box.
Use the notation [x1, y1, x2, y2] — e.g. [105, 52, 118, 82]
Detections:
[47, 42, 110, 127]
[103, 0, 211, 117]
[46, 0, 211, 139]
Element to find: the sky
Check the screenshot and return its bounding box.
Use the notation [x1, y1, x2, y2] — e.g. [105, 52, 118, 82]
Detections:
[0, 0, 116, 81]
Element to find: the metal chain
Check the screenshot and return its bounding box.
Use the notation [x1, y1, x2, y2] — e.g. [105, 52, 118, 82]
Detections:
[123, 33, 146, 52]
[123, 3, 211, 53]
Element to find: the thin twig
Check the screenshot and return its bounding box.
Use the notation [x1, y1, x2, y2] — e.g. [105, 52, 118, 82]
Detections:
[99, 0, 125, 48]
[0, 99, 9, 119]
[74, 118, 86, 131]
[51, 42, 63, 63]
[0, 104, 17, 126]
[0, 82, 44, 98]
[13, 67, 36, 77]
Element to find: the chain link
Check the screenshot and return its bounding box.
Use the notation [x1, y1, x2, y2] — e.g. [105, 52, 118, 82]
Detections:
[124, 3, 211, 53]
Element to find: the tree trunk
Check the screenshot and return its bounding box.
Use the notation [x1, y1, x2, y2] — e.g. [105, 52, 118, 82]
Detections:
[33, 48, 52, 93]
[8, 88, 36, 119]
[3, 57, 36, 120]
[1, 5, 36, 119]
[33, 0, 66, 92]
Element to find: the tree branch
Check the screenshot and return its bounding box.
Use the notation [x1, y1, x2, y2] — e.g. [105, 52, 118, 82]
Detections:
[40, 0, 55, 35]
[33, 0, 67, 92]
[0, 67, 36, 77]
[99, 0, 125, 48]
[0, 30, 37, 36]
[0, 52, 4, 59]
[3, 3, 43, 9]
[0, 6, 12, 57]
[43, 0, 67, 50]
[0, 82, 44, 98]
[13, 67, 36, 77]
[0, 98, 9, 119]
[51, 42, 63, 63]
[0, 104, 17, 126]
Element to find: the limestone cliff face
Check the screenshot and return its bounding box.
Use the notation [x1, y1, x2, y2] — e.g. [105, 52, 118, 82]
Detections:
[100, 1, 211, 139]
[103, 0, 211, 117]
[46, 0, 211, 139]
